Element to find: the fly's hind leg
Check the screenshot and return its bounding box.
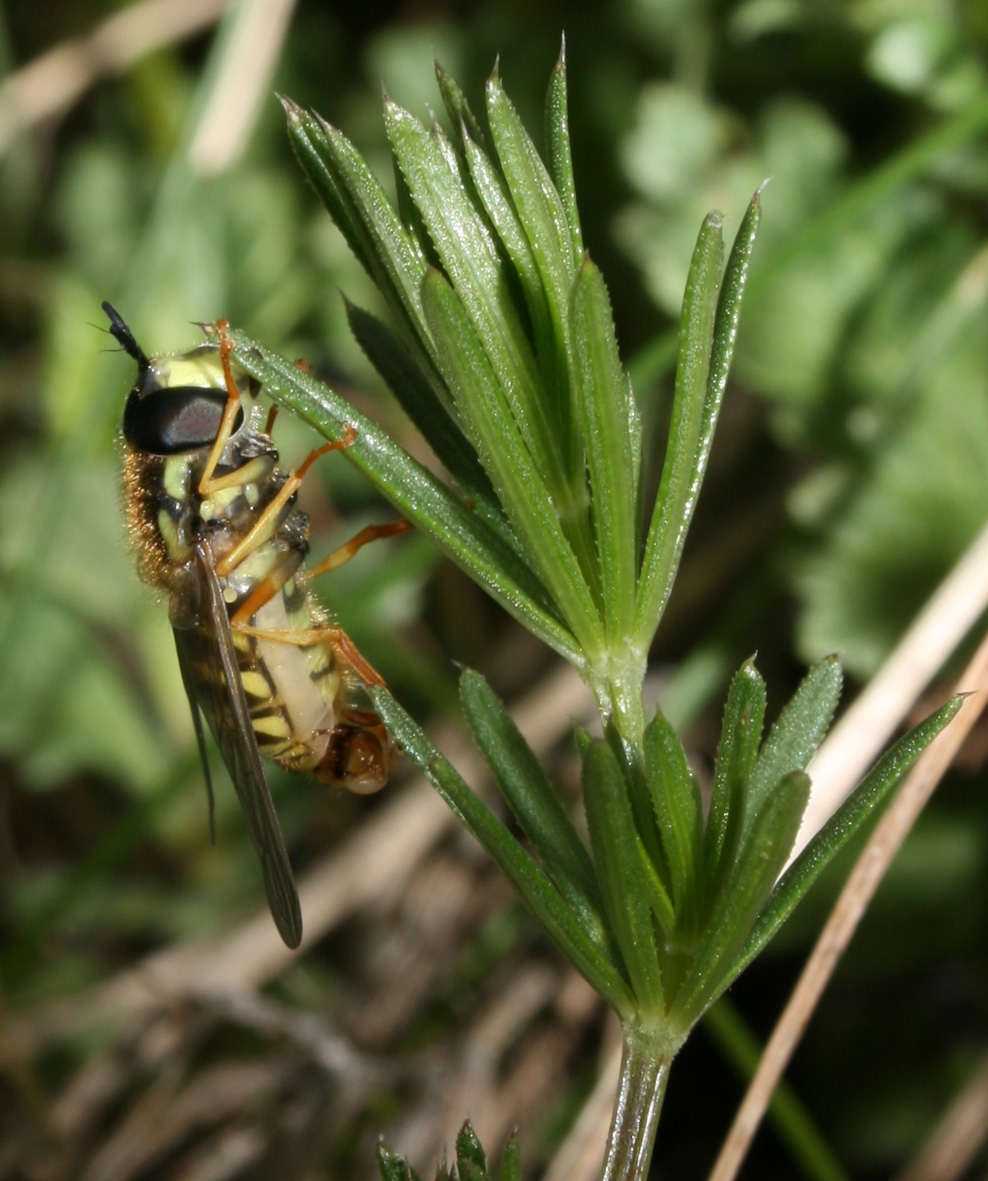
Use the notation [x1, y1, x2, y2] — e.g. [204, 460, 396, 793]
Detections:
[235, 622, 385, 686]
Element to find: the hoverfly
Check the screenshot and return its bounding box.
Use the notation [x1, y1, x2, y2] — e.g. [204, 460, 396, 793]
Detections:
[105, 303, 410, 947]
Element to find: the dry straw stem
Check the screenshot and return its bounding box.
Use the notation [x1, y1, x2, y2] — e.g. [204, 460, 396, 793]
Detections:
[792, 516, 988, 863]
[707, 600, 988, 1181]
[542, 1038, 623, 1181]
[0, 0, 230, 155]
[9, 663, 593, 1059]
[187, 0, 299, 173]
[894, 1050, 988, 1181]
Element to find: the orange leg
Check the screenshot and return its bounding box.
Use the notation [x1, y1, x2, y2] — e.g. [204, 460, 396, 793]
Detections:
[299, 519, 414, 583]
[197, 319, 243, 496]
[229, 557, 300, 628]
[264, 404, 279, 436]
[213, 425, 358, 578]
[236, 623, 384, 685]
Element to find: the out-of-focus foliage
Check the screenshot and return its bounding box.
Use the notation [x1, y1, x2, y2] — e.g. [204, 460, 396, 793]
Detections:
[2, 1, 988, 1178]
[616, 0, 988, 680]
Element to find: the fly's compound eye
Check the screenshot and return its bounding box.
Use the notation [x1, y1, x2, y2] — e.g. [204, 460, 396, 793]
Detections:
[123, 386, 244, 455]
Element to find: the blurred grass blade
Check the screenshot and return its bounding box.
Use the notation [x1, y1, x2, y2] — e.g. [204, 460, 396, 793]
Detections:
[421, 269, 604, 654]
[459, 669, 609, 945]
[226, 329, 585, 666]
[633, 211, 724, 646]
[369, 687, 635, 1015]
[644, 711, 704, 925]
[544, 39, 583, 260]
[704, 660, 766, 890]
[583, 737, 664, 1013]
[745, 656, 842, 840]
[676, 771, 811, 1027]
[570, 257, 640, 640]
[721, 695, 963, 995]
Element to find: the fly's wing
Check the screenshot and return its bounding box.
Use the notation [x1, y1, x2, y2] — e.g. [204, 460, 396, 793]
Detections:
[174, 639, 217, 844]
[171, 538, 303, 948]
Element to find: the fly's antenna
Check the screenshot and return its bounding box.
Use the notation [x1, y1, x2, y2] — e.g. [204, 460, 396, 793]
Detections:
[102, 301, 150, 372]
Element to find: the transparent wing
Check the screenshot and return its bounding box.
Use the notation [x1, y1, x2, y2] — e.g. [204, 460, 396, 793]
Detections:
[172, 538, 303, 948]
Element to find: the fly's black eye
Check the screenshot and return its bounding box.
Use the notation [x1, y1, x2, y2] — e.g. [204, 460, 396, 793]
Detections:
[123, 387, 243, 455]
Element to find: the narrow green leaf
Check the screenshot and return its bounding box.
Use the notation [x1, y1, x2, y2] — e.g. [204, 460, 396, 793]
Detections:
[369, 687, 635, 1015]
[435, 58, 486, 148]
[459, 669, 609, 945]
[344, 300, 504, 531]
[745, 656, 842, 840]
[644, 711, 704, 927]
[583, 738, 664, 1013]
[637, 837, 677, 940]
[487, 67, 576, 282]
[544, 39, 583, 261]
[633, 212, 724, 647]
[384, 99, 568, 499]
[421, 269, 604, 655]
[500, 1132, 522, 1181]
[675, 771, 811, 1028]
[463, 135, 556, 372]
[225, 330, 584, 667]
[377, 1144, 419, 1181]
[456, 1122, 488, 1181]
[392, 150, 440, 271]
[282, 102, 434, 367]
[570, 258, 641, 640]
[706, 186, 763, 421]
[485, 68, 580, 478]
[704, 660, 767, 891]
[720, 696, 962, 996]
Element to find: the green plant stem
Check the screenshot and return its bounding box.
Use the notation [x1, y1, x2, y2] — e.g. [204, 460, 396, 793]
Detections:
[601, 1020, 678, 1181]
[589, 655, 648, 759]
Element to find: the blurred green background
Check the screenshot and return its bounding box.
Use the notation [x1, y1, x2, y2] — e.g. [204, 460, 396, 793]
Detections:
[2, 1, 988, 1178]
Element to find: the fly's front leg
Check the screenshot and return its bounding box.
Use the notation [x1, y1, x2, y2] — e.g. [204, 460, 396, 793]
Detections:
[198, 319, 245, 496]
[214, 424, 358, 579]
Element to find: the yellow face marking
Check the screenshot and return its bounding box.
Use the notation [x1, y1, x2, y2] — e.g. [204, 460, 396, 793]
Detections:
[162, 455, 192, 501]
[151, 345, 249, 392]
[156, 510, 188, 562]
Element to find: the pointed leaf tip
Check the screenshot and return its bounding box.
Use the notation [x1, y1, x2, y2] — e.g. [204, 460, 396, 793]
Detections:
[278, 93, 302, 122]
